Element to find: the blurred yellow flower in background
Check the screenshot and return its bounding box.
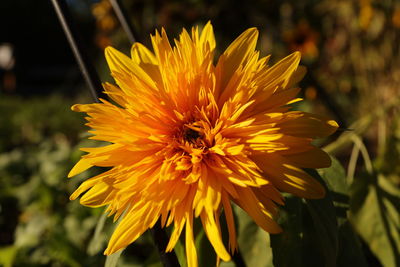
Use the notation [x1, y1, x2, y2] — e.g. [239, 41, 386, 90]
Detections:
[392, 6, 400, 28]
[69, 22, 338, 267]
[359, 0, 374, 30]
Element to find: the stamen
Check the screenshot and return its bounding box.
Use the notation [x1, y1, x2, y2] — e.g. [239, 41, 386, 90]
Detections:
[184, 128, 201, 142]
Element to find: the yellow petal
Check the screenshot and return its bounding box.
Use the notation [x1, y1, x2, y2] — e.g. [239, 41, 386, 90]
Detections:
[287, 65, 307, 88]
[79, 181, 114, 207]
[200, 210, 231, 261]
[216, 28, 259, 91]
[131, 42, 157, 64]
[151, 28, 174, 66]
[68, 157, 98, 177]
[70, 171, 109, 200]
[130, 43, 161, 84]
[255, 87, 301, 113]
[253, 153, 325, 199]
[166, 218, 186, 252]
[284, 147, 331, 168]
[221, 193, 237, 252]
[234, 187, 282, 233]
[105, 46, 156, 89]
[199, 21, 216, 54]
[280, 112, 339, 138]
[185, 212, 198, 267]
[105, 203, 158, 255]
[103, 82, 128, 107]
[263, 51, 301, 90]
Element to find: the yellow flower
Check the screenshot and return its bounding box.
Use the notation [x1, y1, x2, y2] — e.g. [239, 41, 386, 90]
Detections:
[69, 22, 338, 266]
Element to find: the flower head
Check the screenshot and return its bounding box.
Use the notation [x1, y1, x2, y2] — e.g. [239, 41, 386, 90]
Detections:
[69, 22, 338, 266]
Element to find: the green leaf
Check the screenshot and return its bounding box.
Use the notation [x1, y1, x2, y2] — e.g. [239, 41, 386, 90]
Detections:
[350, 174, 400, 267]
[271, 166, 340, 267]
[304, 170, 339, 267]
[317, 156, 349, 225]
[316, 156, 367, 267]
[305, 192, 338, 267]
[318, 156, 348, 196]
[336, 222, 368, 267]
[235, 206, 273, 267]
[270, 196, 308, 267]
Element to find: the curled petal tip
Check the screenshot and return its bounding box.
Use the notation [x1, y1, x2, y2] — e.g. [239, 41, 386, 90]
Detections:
[327, 119, 339, 128]
[71, 104, 80, 112]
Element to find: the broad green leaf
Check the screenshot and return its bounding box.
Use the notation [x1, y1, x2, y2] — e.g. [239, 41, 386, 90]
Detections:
[316, 156, 367, 267]
[271, 168, 339, 267]
[270, 196, 302, 267]
[303, 170, 339, 267]
[318, 156, 348, 196]
[235, 206, 274, 267]
[317, 156, 349, 225]
[350, 174, 400, 267]
[336, 222, 368, 267]
[305, 196, 338, 267]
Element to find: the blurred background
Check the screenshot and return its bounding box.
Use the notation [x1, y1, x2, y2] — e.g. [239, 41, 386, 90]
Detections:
[0, 0, 399, 266]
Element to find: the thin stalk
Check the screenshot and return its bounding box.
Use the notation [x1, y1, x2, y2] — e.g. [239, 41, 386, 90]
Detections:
[51, 1, 179, 266]
[346, 142, 360, 185]
[110, 0, 137, 43]
[351, 135, 373, 175]
[50, 0, 105, 102]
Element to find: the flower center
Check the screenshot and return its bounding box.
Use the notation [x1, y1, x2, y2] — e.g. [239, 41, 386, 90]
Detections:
[184, 128, 201, 142]
[176, 121, 210, 149]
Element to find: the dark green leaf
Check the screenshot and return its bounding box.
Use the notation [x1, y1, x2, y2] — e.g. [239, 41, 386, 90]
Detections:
[271, 162, 346, 267]
[336, 222, 368, 267]
[235, 206, 273, 267]
[270, 197, 307, 267]
[318, 156, 349, 225]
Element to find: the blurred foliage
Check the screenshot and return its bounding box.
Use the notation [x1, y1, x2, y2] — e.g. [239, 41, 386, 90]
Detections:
[0, 95, 103, 266]
[0, 95, 157, 266]
[1, 0, 400, 266]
